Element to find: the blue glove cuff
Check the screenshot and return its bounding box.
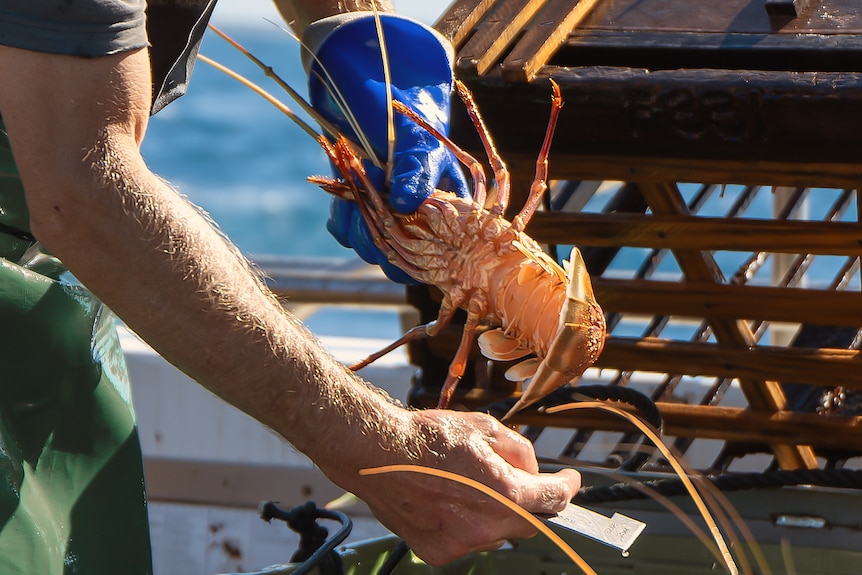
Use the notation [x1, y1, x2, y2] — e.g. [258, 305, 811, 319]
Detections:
[301, 12, 454, 78]
[304, 13, 455, 162]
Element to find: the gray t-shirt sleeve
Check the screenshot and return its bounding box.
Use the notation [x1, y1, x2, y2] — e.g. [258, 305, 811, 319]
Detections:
[0, 0, 149, 57]
[0, 0, 217, 114]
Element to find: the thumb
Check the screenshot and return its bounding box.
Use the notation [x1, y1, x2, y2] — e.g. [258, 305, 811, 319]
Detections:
[512, 467, 581, 515]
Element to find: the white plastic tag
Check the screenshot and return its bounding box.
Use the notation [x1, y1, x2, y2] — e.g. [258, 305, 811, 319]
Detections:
[542, 503, 646, 552]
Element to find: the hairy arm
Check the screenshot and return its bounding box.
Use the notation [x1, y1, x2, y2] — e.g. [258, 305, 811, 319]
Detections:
[0, 45, 578, 566]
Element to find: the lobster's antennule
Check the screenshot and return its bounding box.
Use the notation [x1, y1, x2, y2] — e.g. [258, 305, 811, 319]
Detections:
[305, 51, 381, 168]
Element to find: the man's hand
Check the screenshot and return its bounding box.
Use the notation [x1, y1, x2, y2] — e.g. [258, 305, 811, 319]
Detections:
[304, 13, 469, 283]
[327, 408, 581, 566]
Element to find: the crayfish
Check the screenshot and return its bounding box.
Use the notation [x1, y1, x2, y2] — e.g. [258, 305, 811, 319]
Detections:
[312, 79, 606, 419]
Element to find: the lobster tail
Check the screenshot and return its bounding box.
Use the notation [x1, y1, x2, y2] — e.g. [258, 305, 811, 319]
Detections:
[503, 248, 605, 420]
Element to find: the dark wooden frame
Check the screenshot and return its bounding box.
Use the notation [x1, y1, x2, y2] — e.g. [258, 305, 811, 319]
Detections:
[405, 0, 862, 472]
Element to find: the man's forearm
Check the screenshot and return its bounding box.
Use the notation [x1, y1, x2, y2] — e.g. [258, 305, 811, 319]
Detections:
[9, 47, 406, 488]
[272, 0, 395, 34]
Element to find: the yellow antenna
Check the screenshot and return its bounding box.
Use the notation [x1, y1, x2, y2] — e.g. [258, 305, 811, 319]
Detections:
[371, 0, 396, 180]
[205, 24, 377, 166]
[197, 54, 320, 141]
[546, 402, 744, 575]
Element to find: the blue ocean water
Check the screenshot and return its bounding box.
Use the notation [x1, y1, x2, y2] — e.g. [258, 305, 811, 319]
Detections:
[142, 26, 342, 260]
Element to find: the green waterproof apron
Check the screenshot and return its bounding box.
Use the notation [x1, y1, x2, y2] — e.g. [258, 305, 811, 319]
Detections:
[0, 121, 153, 573]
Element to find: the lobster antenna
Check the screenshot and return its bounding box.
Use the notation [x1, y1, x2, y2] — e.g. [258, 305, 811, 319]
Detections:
[275, 19, 383, 169]
[207, 26, 333, 137]
[207, 24, 381, 169]
[370, 0, 396, 179]
[546, 402, 743, 575]
[196, 54, 321, 142]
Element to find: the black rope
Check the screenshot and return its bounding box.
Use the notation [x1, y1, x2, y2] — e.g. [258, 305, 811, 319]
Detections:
[0, 221, 35, 243]
[575, 468, 862, 504]
[376, 540, 410, 575]
[479, 384, 663, 432]
[259, 501, 351, 575]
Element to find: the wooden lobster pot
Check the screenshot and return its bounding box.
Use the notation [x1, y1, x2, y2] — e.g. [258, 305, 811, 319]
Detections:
[407, 0, 862, 472]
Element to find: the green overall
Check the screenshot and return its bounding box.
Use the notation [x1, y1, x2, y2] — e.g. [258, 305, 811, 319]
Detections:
[0, 121, 152, 572]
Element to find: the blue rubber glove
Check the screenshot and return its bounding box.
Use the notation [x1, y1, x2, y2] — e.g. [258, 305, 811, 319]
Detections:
[303, 13, 470, 283]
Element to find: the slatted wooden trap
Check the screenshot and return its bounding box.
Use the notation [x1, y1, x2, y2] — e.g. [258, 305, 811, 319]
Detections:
[405, 0, 862, 473]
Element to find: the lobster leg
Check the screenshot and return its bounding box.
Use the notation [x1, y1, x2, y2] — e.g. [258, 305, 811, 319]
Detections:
[452, 81, 511, 217]
[322, 137, 429, 278]
[348, 324, 427, 371]
[437, 293, 488, 409]
[395, 83, 512, 218]
[350, 290, 464, 372]
[511, 80, 564, 232]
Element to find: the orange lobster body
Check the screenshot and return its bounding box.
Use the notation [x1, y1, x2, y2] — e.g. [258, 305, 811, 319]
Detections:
[314, 80, 606, 418]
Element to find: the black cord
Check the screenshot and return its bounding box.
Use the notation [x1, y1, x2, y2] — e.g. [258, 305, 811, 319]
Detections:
[376, 540, 410, 575]
[259, 501, 352, 575]
[479, 384, 662, 471]
[479, 384, 663, 432]
[576, 468, 862, 504]
[0, 221, 35, 243]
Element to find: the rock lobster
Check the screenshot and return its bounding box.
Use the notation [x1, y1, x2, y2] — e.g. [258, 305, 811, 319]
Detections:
[311, 79, 606, 419]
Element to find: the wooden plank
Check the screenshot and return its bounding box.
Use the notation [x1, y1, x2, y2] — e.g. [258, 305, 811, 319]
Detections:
[525, 212, 862, 256]
[413, 389, 862, 451]
[779, 0, 860, 33]
[564, 403, 862, 452]
[435, 0, 499, 48]
[144, 458, 344, 509]
[506, 154, 862, 190]
[596, 336, 862, 389]
[559, 30, 862, 64]
[592, 278, 862, 327]
[555, 31, 862, 77]
[532, 0, 862, 34]
[501, 0, 603, 82]
[259, 256, 406, 305]
[449, 67, 862, 169]
[445, 393, 862, 451]
[455, 0, 549, 77]
[412, 334, 862, 400]
[638, 181, 817, 469]
[655, 403, 860, 450]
